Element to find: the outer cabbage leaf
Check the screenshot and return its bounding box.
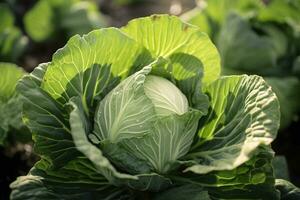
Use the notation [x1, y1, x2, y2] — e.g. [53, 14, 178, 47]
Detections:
[174, 151, 280, 199]
[122, 14, 220, 88]
[10, 158, 132, 200]
[17, 63, 79, 167]
[18, 62, 137, 183]
[222, 71, 300, 130]
[153, 184, 211, 200]
[275, 179, 300, 200]
[184, 75, 279, 174]
[182, 0, 300, 130]
[68, 96, 137, 182]
[41, 28, 147, 109]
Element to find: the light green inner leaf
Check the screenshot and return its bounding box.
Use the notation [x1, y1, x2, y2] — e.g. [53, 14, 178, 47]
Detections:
[94, 64, 156, 143]
[144, 75, 189, 117]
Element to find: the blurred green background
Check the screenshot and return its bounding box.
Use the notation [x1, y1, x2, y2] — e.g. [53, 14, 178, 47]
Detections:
[0, 0, 299, 199]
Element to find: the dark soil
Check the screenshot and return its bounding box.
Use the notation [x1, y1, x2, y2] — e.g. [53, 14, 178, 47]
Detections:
[0, 143, 38, 200]
[273, 120, 300, 187]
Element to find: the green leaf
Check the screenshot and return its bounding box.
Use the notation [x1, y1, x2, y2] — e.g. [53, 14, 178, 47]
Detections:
[181, 7, 214, 40]
[275, 179, 300, 200]
[41, 28, 146, 109]
[153, 184, 211, 200]
[94, 62, 203, 174]
[122, 14, 221, 85]
[68, 96, 137, 182]
[184, 75, 280, 174]
[12, 14, 283, 199]
[144, 75, 189, 117]
[126, 173, 172, 192]
[174, 152, 280, 199]
[17, 63, 79, 167]
[93, 63, 204, 175]
[10, 158, 131, 200]
[120, 110, 202, 174]
[69, 95, 174, 191]
[93, 64, 155, 143]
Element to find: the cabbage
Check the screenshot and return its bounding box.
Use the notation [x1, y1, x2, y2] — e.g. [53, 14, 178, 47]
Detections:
[10, 15, 284, 199]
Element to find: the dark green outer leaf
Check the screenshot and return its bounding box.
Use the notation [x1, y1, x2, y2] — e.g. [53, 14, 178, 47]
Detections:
[17, 63, 80, 167]
[184, 75, 280, 174]
[153, 185, 211, 200]
[276, 179, 300, 200]
[10, 158, 132, 200]
[173, 151, 280, 199]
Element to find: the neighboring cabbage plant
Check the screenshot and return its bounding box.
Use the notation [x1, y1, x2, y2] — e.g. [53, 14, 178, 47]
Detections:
[10, 15, 290, 199]
[24, 0, 107, 42]
[0, 3, 28, 62]
[182, 0, 300, 129]
[0, 63, 28, 145]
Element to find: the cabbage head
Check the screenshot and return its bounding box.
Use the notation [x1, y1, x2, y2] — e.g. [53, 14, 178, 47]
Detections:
[10, 15, 283, 199]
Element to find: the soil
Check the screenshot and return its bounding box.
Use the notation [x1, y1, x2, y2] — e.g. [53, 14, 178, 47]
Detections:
[273, 120, 300, 186]
[0, 143, 38, 200]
